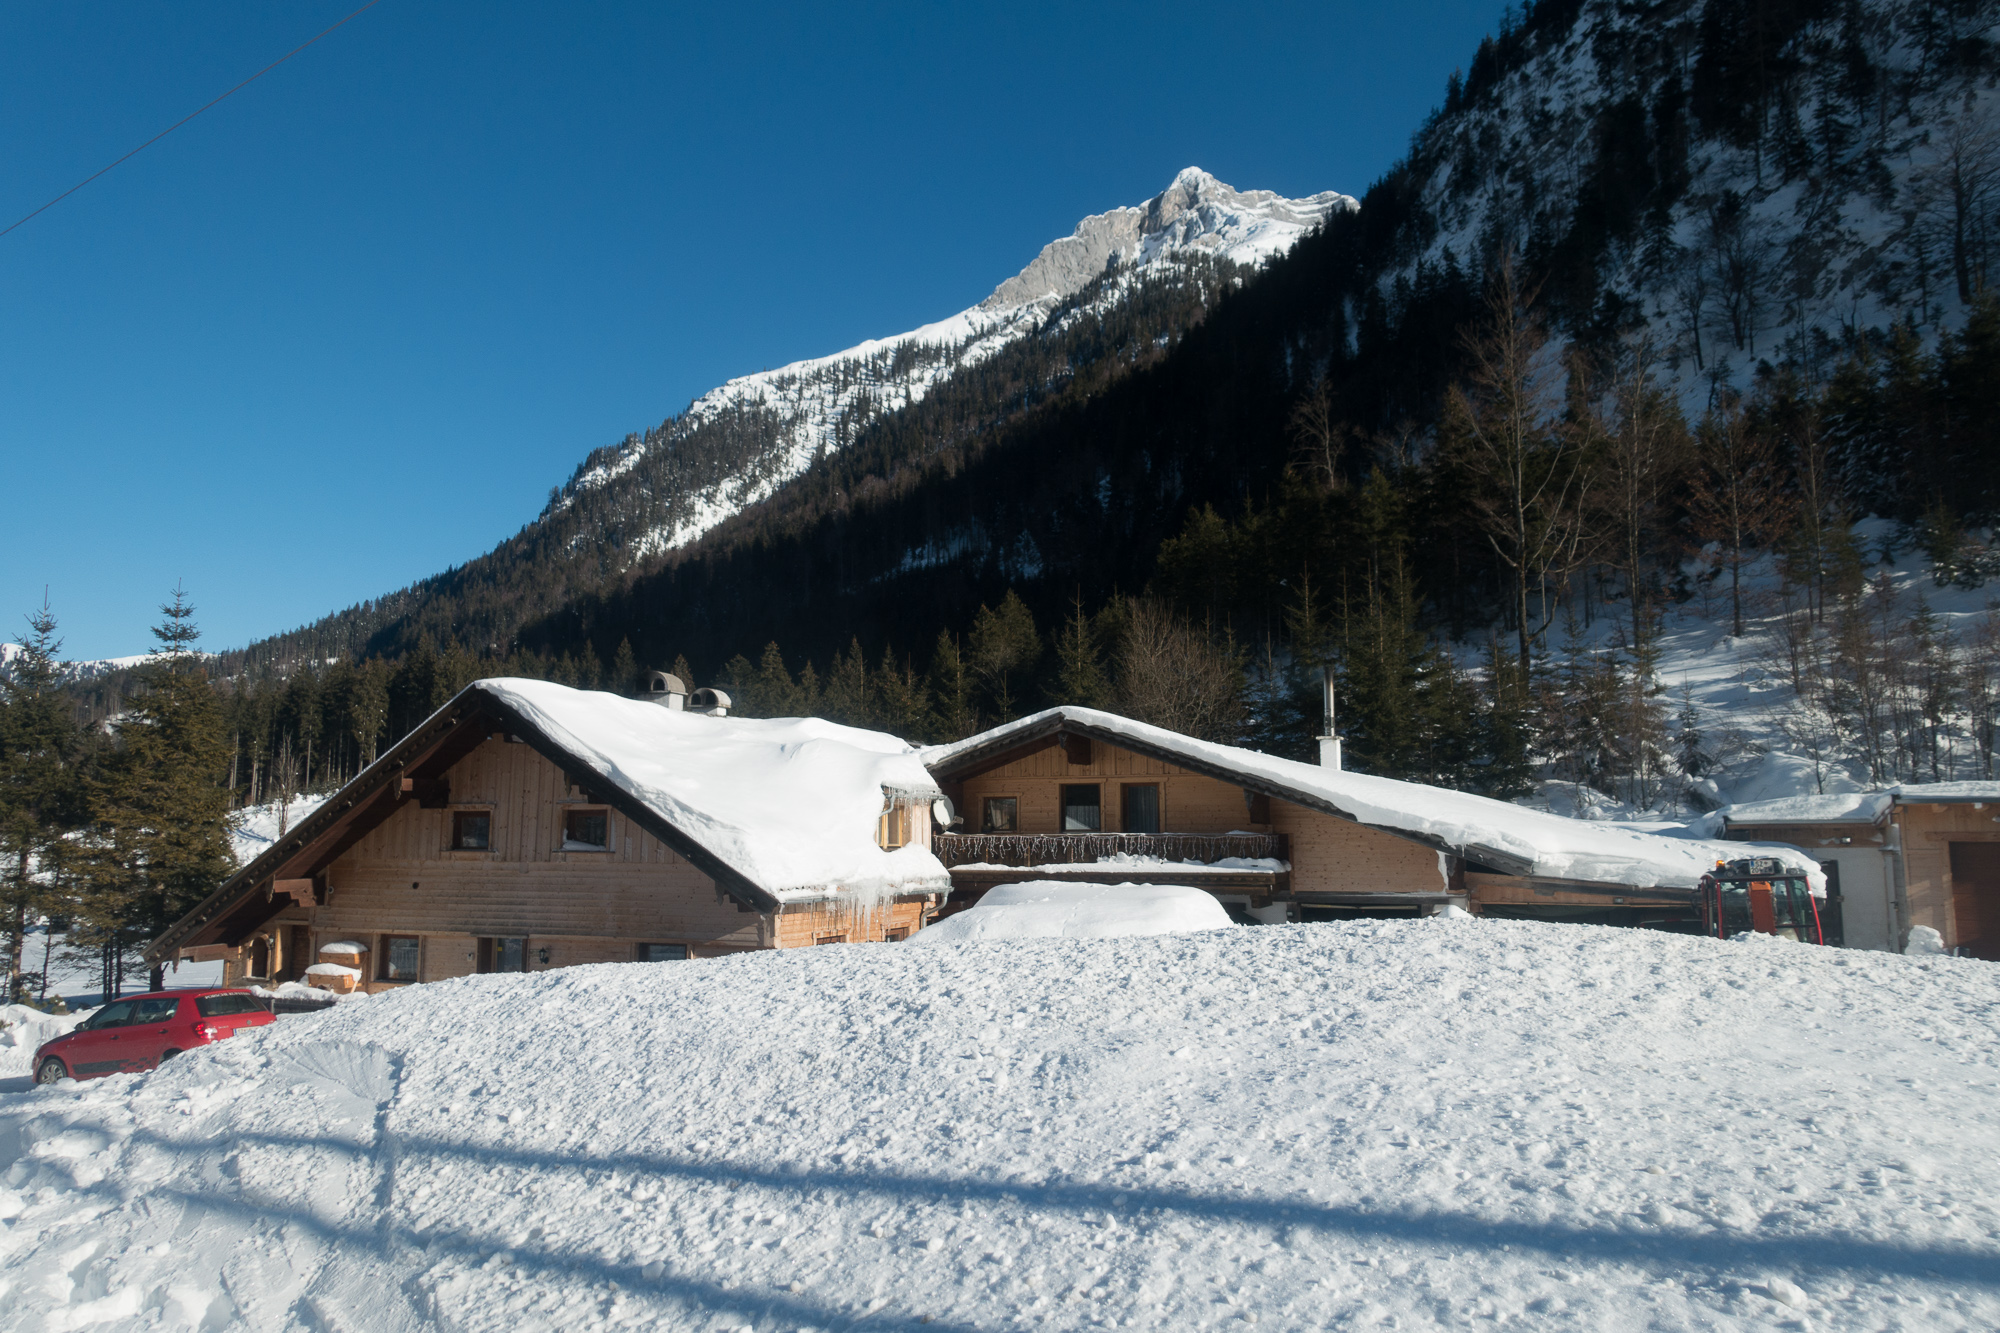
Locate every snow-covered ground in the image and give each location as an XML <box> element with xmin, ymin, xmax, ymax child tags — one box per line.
<box><xmin>3</xmin><ymin>919</ymin><xmax>1996</xmax><ymax>1331</ymax></box>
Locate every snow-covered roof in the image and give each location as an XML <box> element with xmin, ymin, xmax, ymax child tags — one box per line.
<box><xmin>1890</xmin><ymin>781</ymin><xmax>2000</xmax><ymax>804</ymax></box>
<box><xmin>480</xmin><ymin>680</ymin><xmax>949</xmax><ymax>903</ymax></box>
<box><xmin>924</xmin><ymin>707</ymin><xmax>1825</xmax><ymax>892</ymax></box>
<box><xmin>1719</xmin><ymin>793</ymin><xmax>1895</xmax><ymax>826</ymax></box>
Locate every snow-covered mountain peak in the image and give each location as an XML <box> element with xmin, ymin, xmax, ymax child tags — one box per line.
<box><xmin>983</xmin><ymin>167</ymin><xmax>1355</xmax><ymax>310</ymax></box>
<box><xmin>554</xmin><ymin>168</ymin><xmax>1351</xmax><ymax>565</ymax></box>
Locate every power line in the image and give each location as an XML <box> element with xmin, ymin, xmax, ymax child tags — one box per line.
<box><xmin>0</xmin><ymin>0</ymin><xmax>386</xmax><ymax>241</ymax></box>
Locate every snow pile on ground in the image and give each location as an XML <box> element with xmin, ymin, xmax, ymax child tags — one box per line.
<box><xmin>479</xmin><ymin>679</ymin><xmax>949</xmax><ymax>902</ymax></box>
<box><xmin>3</xmin><ymin>921</ymin><xmax>1996</xmax><ymax>1331</ymax></box>
<box><xmin>915</xmin><ymin>882</ymin><xmax>1232</xmax><ymax>943</ymax></box>
<box><xmin>0</xmin><ymin>1004</ymin><xmax>85</xmax><ymax>1080</ymax></box>
<box><xmin>927</xmin><ymin>709</ymin><xmax>1825</xmax><ymax>892</ymax></box>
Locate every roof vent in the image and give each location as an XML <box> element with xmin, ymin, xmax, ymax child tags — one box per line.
<box><xmin>644</xmin><ymin>670</ymin><xmax>687</xmax><ymax>710</ymax></box>
<box><xmin>689</xmin><ymin>686</ymin><xmax>731</xmax><ymax>717</ymax></box>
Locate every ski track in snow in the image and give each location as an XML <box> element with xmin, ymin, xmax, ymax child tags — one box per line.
<box><xmin>2</xmin><ymin>919</ymin><xmax>1996</xmax><ymax>1331</ymax></box>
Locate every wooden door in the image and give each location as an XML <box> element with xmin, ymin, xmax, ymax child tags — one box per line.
<box><xmin>1948</xmin><ymin>843</ymin><xmax>2000</xmax><ymax>960</ymax></box>
<box><xmin>285</xmin><ymin>926</ymin><xmax>310</xmax><ymax>982</ymax></box>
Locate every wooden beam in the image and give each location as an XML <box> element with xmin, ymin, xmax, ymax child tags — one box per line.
<box><xmin>271</xmin><ymin>879</ymin><xmax>315</xmax><ymax>905</ymax></box>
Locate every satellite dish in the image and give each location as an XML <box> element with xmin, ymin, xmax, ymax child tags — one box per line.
<box><xmin>933</xmin><ymin>795</ymin><xmax>958</xmax><ymax>827</ymax></box>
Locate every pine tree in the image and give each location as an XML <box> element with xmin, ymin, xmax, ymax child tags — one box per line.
<box><xmin>84</xmin><ymin>587</ymin><xmax>237</xmax><ymax>993</ymax></box>
<box><xmin>669</xmin><ymin>654</ymin><xmax>696</xmax><ymax>693</ymax></box>
<box><xmin>967</xmin><ymin>591</ymin><xmax>1041</xmax><ymax>723</ymax></box>
<box><xmin>927</xmin><ymin>631</ymin><xmax>976</xmax><ymax>740</ymax></box>
<box><xmin>0</xmin><ymin>600</ymin><xmax>85</xmax><ymax>1001</ymax></box>
<box><xmin>873</xmin><ymin>644</ymin><xmax>931</xmax><ymax>740</ymax></box>
<box><xmin>752</xmin><ymin>643</ymin><xmax>800</xmax><ymax>717</ymax></box>
<box><xmin>1050</xmin><ymin>592</ymin><xmax>1113</xmax><ymax>709</ymax></box>
<box><xmin>822</xmin><ymin>639</ymin><xmax>871</xmax><ymax>726</ymax></box>
<box><xmin>609</xmin><ymin>638</ymin><xmax>641</xmax><ymax>695</ymax></box>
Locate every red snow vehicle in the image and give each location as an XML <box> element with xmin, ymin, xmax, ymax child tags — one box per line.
<box><xmin>1697</xmin><ymin>857</ymin><xmax>1827</xmax><ymax>945</ymax></box>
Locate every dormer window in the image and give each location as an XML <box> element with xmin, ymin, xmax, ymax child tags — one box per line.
<box><xmin>564</xmin><ymin>808</ymin><xmax>609</xmax><ymax>850</ymax></box>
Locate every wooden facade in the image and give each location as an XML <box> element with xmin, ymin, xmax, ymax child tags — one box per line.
<box><xmin>935</xmin><ymin>733</ymin><xmax>1456</xmax><ymax>916</ymax></box>
<box><xmin>156</xmin><ymin>684</ymin><xmax>945</xmax><ymax>990</ymax></box>
<box><xmin>1891</xmin><ymin>797</ymin><xmax>2000</xmax><ymax>959</ymax></box>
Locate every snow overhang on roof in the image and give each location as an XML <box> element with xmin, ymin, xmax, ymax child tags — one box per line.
<box><xmin>924</xmin><ymin>707</ymin><xmax>1827</xmax><ymax>893</ymax></box>
<box><xmin>149</xmin><ymin>680</ymin><xmax>950</xmax><ymax>961</ymax></box>
<box><xmin>481</xmin><ymin>680</ymin><xmax>949</xmax><ymax>904</ymax></box>
<box><xmin>1889</xmin><ymin>781</ymin><xmax>2000</xmax><ymax>805</ymax></box>
<box><xmin>1719</xmin><ymin>793</ymin><xmax>1894</xmax><ymax>826</ymax></box>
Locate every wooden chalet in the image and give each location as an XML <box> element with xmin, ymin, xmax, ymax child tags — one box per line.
<box><xmin>923</xmin><ymin>707</ymin><xmax>1817</xmax><ymax>924</ymax></box>
<box><xmin>148</xmin><ymin>676</ymin><xmax>951</xmax><ymax>991</ymax></box>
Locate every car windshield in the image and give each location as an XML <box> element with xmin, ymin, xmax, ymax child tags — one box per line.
<box><xmin>196</xmin><ymin>994</ymin><xmax>266</xmax><ymax>1018</ymax></box>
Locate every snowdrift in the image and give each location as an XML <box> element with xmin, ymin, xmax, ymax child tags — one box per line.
<box><xmin>2</xmin><ymin>923</ymin><xmax>1996</xmax><ymax>1331</ymax></box>
<box><xmin>913</xmin><ymin>881</ymin><xmax>1232</xmax><ymax>943</ymax></box>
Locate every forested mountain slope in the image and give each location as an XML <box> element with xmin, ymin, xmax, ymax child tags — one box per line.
<box><xmin>232</xmin><ymin>169</ymin><xmax>1349</xmax><ymax>673</ymax></box>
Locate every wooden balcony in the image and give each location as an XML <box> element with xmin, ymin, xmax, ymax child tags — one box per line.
<box><xmin>935</xmin><ymin>831</ymin><xmax>1287</xmax><ymax>867</ymax></box>
<box><xmin>933</xmin><ymin>832</ymin><xmax>1290</xmax><ymax>896</ymax></box>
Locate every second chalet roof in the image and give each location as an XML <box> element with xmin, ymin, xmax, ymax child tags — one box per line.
<box><xmin>924</xmin><ymin>707</ymin><xmax>1826</xmax><ymax>891</ymax></box>
<box><xmin>482</xmin><ymin>679</ymin><xmax>948</xmax><ymax>901</ymax></box>
<box><xmin>1718</xmin><ymin>792</ymin><xmax>1896</xmax><ymax>825</ymax></box>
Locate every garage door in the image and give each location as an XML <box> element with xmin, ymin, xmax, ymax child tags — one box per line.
<box><xmin>1947</xmin><ymin>843</ymin><xmax>2000</xmax><ymax>960</ymax></box>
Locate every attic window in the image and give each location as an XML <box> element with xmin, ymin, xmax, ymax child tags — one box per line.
<box><xmin>451</xmin><ymin>810</ymin><xmax>491</xmax><ymax>851</ymax></box>
<box><xmin>563</xmin><ymin>808</ymin><xmax>609</xmax><ymax>850</ymax></box>
<box><xmin>877</xmin><ymin>803</ymin><xmax>911</xmax><ymax>850</ymax></box>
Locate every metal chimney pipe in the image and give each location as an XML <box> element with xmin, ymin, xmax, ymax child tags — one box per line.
<box><xmin>1317</xmin><ymin>664</ymin><xmax>1342</xmax><ymax>770</ymax></box>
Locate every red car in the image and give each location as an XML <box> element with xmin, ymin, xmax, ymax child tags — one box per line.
<box><xmin>33</xmin><ymin>989</ymin><xmax>274</xmax><ymax>1084</ymax></box>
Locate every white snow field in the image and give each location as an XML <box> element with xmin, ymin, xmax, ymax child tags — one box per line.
<box><xmin>3</xmin><ymin>920</ymin><xmax>1997</xmax><ymax>1332</ymax></box>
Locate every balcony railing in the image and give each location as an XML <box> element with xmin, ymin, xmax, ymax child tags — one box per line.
<box><xmin>934</xmin><ymin>831</ymin><xmax>1287</xmax><ymax>869</ymax></box>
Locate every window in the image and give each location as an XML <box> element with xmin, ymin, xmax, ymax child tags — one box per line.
<box><xmin>452</xmin><ymin>810</ymin><xmax>491</xmax><ymax>851</ymax></box>
<box><xmin>478</xmin><ymin>937</ymin><xmax>526</xmax><ymax>973</ymax></box>
<box><xmin>87</xmin><ymin>1000</ymin><xmax>137</xmax><ymax>1029</ymax></box>
<box><xmin>877</xmin><ymin>803</ymin><xmax>911</xmax><ymax>849</ymax></box>
<box><xmin>813</xmin><ymin>933</ymin><xmax>848</xmax><ymax>946</ymax></box>
<box><xmin>247</xmin><ymin>937</ymin><xmax>270</xmax><ymax>978</ymax></box>
<box><xmin>1122</xmin><ymin>784</ymin><xmax>1161</xmax><ymax>834</ymax></box>
<box><xmin>196</xmin><ymin>994</ymin><xmax>266</xmax><ymax>1018</ymax></box>
<box><xmin>379</xmin><ymin>935</ymin><xmax>420</xmax><ymax>981</ymax></box>
<box><xmin>981</xmin><ymin>797</ymin><xmax>1018</xmax><ymax>833</ymax></box>
<box><xmin>883</xmin><ymin>927</ymin><xmax>910</xmax><ymax>943</ymax></box>
<box><xmin>638</xmin><ymin>943</ymin><xmax>689</xmax><ymax>962</ymax></box>
<box><xmin>132</xmin><ymin>998</ymin><xmax>181</xmax><ymax>1024</ymax></box>
<box><xmin>1061</xmin><ymin>784</ymin><xmax>1101</xmax><ymax>832</ymax></box>
<box><xmin>563</xmin><ymin>808</ymin><xmax>608</xmax><ymax>850</ymax></box>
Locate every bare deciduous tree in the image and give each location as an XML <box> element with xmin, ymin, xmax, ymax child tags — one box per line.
<box><xmin>1446</xmin><ymin>258</ymin><xmax>1598</xmax><ymax>665</ymax></box>
<box><xmin>1114</xmin><ymin>598</ymin><xmax>1245</xmax><ymax>743</ymax></box>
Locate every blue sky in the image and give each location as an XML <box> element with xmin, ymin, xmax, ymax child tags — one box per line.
<box><xmin>0</xmin><ymin>0</ymin><xmax>1502</xmax><ymax>661</ymax></box>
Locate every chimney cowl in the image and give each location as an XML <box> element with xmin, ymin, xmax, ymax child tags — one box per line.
<box><xmin>689</xmin><ymin>686</ymin><xmax>731</xmax><ymax>717</ymax></box>
<box><xmin>644</xmin><ymin>670</ymin><xmax>688</xmax><ymax>710</ymax></box>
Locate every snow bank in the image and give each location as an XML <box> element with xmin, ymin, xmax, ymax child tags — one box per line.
<box><xmin>475</xmin><ymin>679</ymin><xmax>950</xmax><ymax>902</ymax></box>
<box><xmin>0</xmin><ymin>1004</ymin><xmax>85</xmax><ymax>1079</ymax></box>
<box><xmin>2</xmin><ymin>922</ymin><xmax>1995</xmax><ymax>1330</ymax></box>
<box><xmin>913</xmin><ymin>881</ymin><xmax>1233</xmax><ymax>943</ymax></box>
<box><xmin>926</xmin><ymin>708</ymin><xmax>1827</xmax><ymax>891</ymax></box>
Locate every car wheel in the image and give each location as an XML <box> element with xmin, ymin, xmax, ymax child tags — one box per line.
<box><xmin>33</xmin><ymin>1057</ymin><xmax>68</xmax><ymax>1085</ymax></box>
